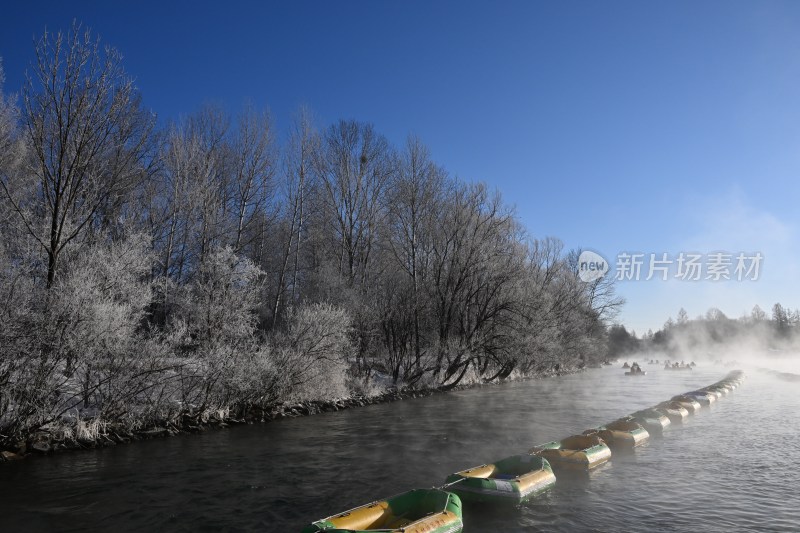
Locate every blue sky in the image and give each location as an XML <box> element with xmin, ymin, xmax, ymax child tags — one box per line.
<box><xmin>2</xmin><ymin>1</ymin><xmax>799</xmax><ymax>333</ymax></box>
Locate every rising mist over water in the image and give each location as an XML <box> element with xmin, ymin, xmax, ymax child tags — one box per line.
<box><xmin>610</xmin><ymin>305</ymin><xmax>800</xmax><ymax>375</ymax></box>
<box><xmin>1</xmin><ymin>365</ymin><xmax>797</xmax><ymax>532</ymax></box>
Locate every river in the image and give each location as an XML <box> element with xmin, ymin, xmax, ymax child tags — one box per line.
<box><xmin>1</xmin><ymin>364</ymin><xmax>797</xmax><ymax>532</ymax></box>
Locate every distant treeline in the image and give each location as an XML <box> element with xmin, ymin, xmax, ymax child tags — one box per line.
<box><xmin>0</xmin><ymin>24</ymin><xmax>621</xmax><ymax>444</ymax></box>
<box><xmin>609</xmin><ymin>303</ymin><xmax>800</xmax><ymax>356</ymax></box>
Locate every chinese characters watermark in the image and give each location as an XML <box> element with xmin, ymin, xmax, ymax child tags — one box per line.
<box><xmin>578</xmin><ymin>251</ymin><xmax>763</xmax><ymax>282</ymax></box>
<box><xmin>614</xmin><ymin>252</ymin><xmax>762</xmax><ymax>281</ymax></box>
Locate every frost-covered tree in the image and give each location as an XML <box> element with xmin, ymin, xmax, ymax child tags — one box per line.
<box><xmin>0</xmin><ymin>60</ymin><xmax>25</xmax><ymax>199</ymax></box>
<box><xmin>379</xmin><ymin>136</ymin><xmax>445</xmax><ymax>382</ymax></box>
<box><xmin>1</xmin><ymin>24</ymin><xmax>155</xmax><ymax>287</ymax></box>
<box><xmin>268</xmin><ymin>108</ymin><xmax>318</xmax><ymax>325</ymax></box>
<box><xmin>47</xmin><ymin>234</ymin><xmax>155</xmax><ymax>411</ymax></box>
<box><xmin>0</xmin><ymin>233</ymin><xmax>156</xmax><ymax>439</ymax></box>
<box><xmin>772</xmin><ymin>303</ymin><xmax>789</xmax><ymax>337</ymax></box>
<box><xmin>177</xmin><ymin>246</ymin><xmax>263</xmax><ymax>347</ymax></box>
<box><xmin>312</xmin><ymin>120</ymin><xmax>395</xmax><ymax>285</ymax></box>
<box><xmin>274</xmin><ymin>302</ymin><xmax>353</xmax><ymax>400</ymax></box>
<box><xmin>0</xmin><ymin>24</ymin><xmax>631</xmax><ymax>448</ymax></box>
<box><xmin>751</xmin><ymin>304</ymin><xmax>767</xmax><ymax>322</ymax></box>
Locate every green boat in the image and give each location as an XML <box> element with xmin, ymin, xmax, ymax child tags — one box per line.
<box><xmin>301</xmin><ymin>488</ymin><xmax>463</xmax><ymax>533</ymax></box>
<box><xmin>626</xmin><ymin>409</ymin><xmax>670</xmax><ymax>435</ymax></box>
<box><xmin>670</xmin><ymin>395</ymin><xmax>702</xmax><ymax>413</ymax></box>
<box><xmin>653</xmin><ymin>401</ymin><xmax>689</xmax><ymax>423</ymax></box>
<box><xmin>699</xmin><ymin>387</ymin><xmax>723</xmax><ymax>399</ymax></box>
<box><xmin>445</xmin><ymin>454</ymin><xmax>556</xmax><ymax>505</ymax></box>
<box><xmin>531</xmin><ymin>434</ymin><xmax>612</xmax><ymax>470</ymax></box>
<box><xmin>685</xmin><ymin>390</ymin><xmax>716</xmax><ymax>406</ymax></box>
<box><xmin>705</xmin><ymin>384</ymin><xmax>732</xmax><ymax>395</ymax></box>
<box><xmin>585</xmin><ymin>419</ymin><xmax>649</xmax><ymax>448</ymax></box>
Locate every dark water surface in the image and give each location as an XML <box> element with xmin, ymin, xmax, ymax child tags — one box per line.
<box><xmin>1</xmin><ymin>365</ymin><xmax>798</xmax><ymax>532</ymax></box>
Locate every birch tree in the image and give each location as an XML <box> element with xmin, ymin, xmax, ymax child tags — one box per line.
<box><xmin>269</xmin><ymin>108</ymin><xmax>317</xmax><ymax>325</ymax></box>
<box><xmin>229</xmin><ymin>106</ymin><xmax>276</xmax><ymax>255</ymax></box>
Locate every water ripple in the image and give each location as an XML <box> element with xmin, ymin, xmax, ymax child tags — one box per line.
<box><xmin>1</xmin><ymin>366</ymin><xmax>798</xmax><ymax>532</ymax></box>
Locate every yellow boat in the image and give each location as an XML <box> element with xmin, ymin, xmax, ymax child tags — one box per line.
<box><xmin>531</xmin><ymin>434</ymin><xmax>611</xmax><ymax>470</ymax></box>
<box><xmin>626</xmin><ymin>409</ymin><xmax>670</xmax><ymax>435</ymax></box>
<box><xmin>654</xmin><ymin>401</ymin><xmax>689</xmax><ymax>423</ymax></box>
<box><xmin>585</xmin><ymin>419</ymin><xmax>650</xmax><ymax>448</ymax></box>
<box><xmin>686</xmin><ymin>391</ymin><xmax>716</xmax><ymax>405</ymax></box>
<box><xmin>301</xmin><ymin>488</ymin><xmax>463</xmax><ymax>533</ymax></box>
<box><xmin>670</xmin><ymin>395</ymin><xmax>702</xmax><ymax>414</ymax></box>
<box><xmin>705</xmin><ymin>384</ymin><xmax>732</xmax><ymax>395</ymax></box>
<box><xmin>445</xmin><ymin>455</ymin><xmax>556</xmax><ymax>505</ymax></box>
<box><xmin>700</xmin><ymin>388</ymin><xmax>723</xmax><ymax>399</ymax></box>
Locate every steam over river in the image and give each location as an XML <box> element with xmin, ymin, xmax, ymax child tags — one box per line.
<box><xmin>1</xmin><ymin>365</ymin><xmax>798</xmax><ymax>532</ymax></box>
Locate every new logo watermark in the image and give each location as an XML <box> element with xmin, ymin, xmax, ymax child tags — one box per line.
<box><xmin>577</xmin><ymin>251</ymin><xmax>763</xmax><ymax>282</ymax></box>
<box><xmin>578</xmin><ymin>250</ymin><xmax>609</xmax><ymax>282</ymax></box>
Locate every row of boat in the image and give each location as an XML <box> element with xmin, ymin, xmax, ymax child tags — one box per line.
<box><xmin>301</xmin><ymin>370</ymin><xmax>745</xmax><ymax>533</ymax></box>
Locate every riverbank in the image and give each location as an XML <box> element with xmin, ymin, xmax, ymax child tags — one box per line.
<box><xmin>0</xmin><ymin>365</ymin><xmax>586</xmax><ymax>462</ymax></box>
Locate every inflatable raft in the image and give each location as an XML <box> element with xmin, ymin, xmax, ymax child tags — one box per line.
<box><xmin>445</xmin><ymin>454</ymin><xmax>555</xmax><ymax>505</ymax></box>
<box><xmin>685</xmin><ymin>390</ymin><xmax>716</xmax><ymax>405</ymax></box>
<box><xmin>670</xmin><ymin>395</ymin><xmax>702</xmax><ymax>413</ymax></box>
<box><xmin>586</xmin><ymin>419</ymin><xmax>650</xmax><ymax>448</ymax></box>
<box><xmin>699</xmin><ymin>387</ymin><xmax>723</xmax><ymax>399</ymax></box>
<box><xmin>705</xmin><ymin>384</ymin><xmax>731</xmax><ymax>395</ymax></box>
<box><xmin>531</xmin><ymin>434</ymin><xmax>611</xmax><ymax>470</ymax></box>
<box><xmin>653</xmin><ymin>401</ymin><xmax>689</xmax><ymax>423</ymax></box>
<box><xmin>627</xmin><ymin>409</ymin><xmax>670</xmax><ymax>435</ymax></box>
<box><xmin>301</xmin><ymin>488</ymin><xmax>463</xmax><ymax>533</ymax></box>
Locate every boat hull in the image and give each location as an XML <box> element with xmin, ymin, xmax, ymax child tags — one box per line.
<box><xmin>670</xmin><ymin>396</ymin><xmax>702</xmax><ymax>413</ymax></box>
<box><xmin>446</xmin><ymin>455</ymin><xmax>556</xmax><ymax>505</ymax></box>
<box><xmin>686</xmin><ymin>391</ymin><xmax>715</xmax><ymax>405</ymax></box>
<box><xmin>700</xmin><ymin>388</ymin><xmax>723</xmax><ymax>399</ymax></box>
<box><xmin>654</xmin><ymin>403</ymin><xmax>689</xmax><ymax>423</ymax></box>
<box><xmin>302</xmin><ymin>488</ymin><xmax>463</xmax><ymax>533</ymax></box>
<box><xmin>627</xmin><ymin>411</ymin><xmax>670</xmax><ymax>435</ymax></box>
<box><xmin>591</xmin><ymin>420</ymin><xmax>650</xmax><ymax>448</ymax></box>
<box><xmin>533</xmin><ymin>435</ymin><xmax>612</xmax><ymax>470</ymax></box>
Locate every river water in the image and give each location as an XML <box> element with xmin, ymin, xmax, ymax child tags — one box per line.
<box><xmin>1</xmin><ymin>364</ymin><xmax>798</xmax><ymax>532</ymax></box>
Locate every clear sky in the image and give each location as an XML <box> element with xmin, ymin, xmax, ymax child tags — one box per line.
<box><xmin>2</xmin><ymin>1</ymin><xmax>799</xmax><ymax>334</ymax></box>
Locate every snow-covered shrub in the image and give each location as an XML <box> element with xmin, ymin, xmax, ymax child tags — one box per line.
<box><xmin>166</xmin><ymin>247</ymin><xmax>279</xmax><ymax>410</ymax></box>
<box><xmin>222</xmin><ymin>343</ymin><xmax>283</xmax><ymax>406</ymax></box>
<box><xmin>176</xmin><ymin>246</ymin><xmax>263</xmax><ymax>346</ymax></box>
<box><xmin>0</xmin><ymin>239</ymin><xmax>44</xmax><ymax>438</ymax></box>
<box><xmin>274</xmin><ymin>302</ymin><xmax>354</xmax><ymax>401</ymax></box>
<box><xmin>48</xmin><ymin>234</ymin><xmax>156</xmax><ymax>414</ymax></box>
<box><xmin>0</xmin><ymin>233</ymin><xmax>159</xmax><ymax>439</ymax></box>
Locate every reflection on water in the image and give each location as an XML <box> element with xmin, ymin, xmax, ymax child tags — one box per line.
<box><xmin>0</xmin><ymin>365</ymin><xmax>798</xmax><ymax>532</ymax></box>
